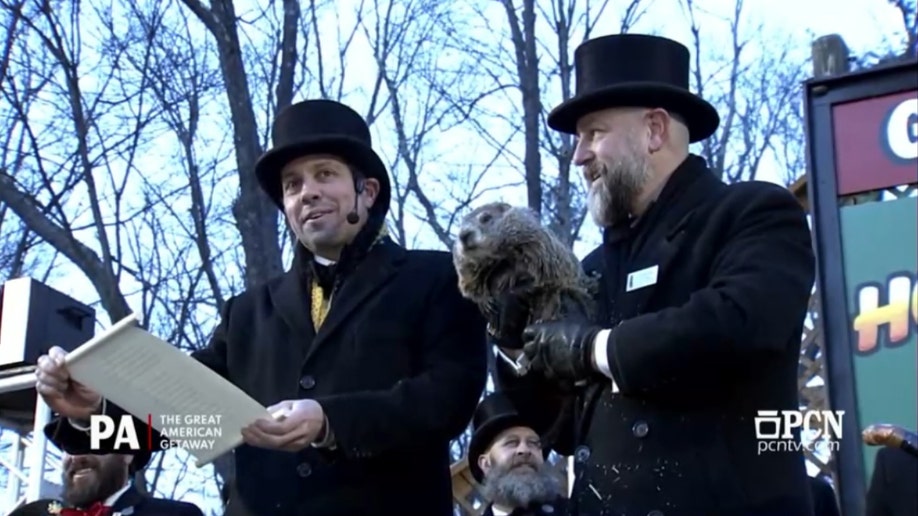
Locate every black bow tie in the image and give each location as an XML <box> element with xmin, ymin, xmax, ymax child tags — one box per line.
<box><xmin>312</xmin><ymin>262</ymin><xmax>337</xmax><ymax>293</ymax></box>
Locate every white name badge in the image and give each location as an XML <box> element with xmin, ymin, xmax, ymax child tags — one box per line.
<box><xmin>626</xmin><ymin>265</ymin><xmax>659</xmax><ymax>292</ymax></box>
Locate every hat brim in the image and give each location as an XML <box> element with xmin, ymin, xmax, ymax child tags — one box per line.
<box><xmin>130</xmin><ymin>449</ymin><xmax>151</xmax><ymax>474</ymax></box>
<box><xmin>547</xmin><ymin>83</ymin><xmax>720</xmax><ymax>143</ymax></box>
<box><xmin>254</xmin><ymin>136</ymin><xmax>391</xmax><ymax>214</ymax></box>
<box><xmin>44</xmin><ymin>423</ymin><xmax>151</xmax><ymax>475</ymax></box>
<box><xmin>467</xmin><ymin>414</ymin><xmax>551</xmax><ymax>484</ymax></box>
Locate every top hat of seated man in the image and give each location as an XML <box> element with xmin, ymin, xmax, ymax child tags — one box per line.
<box><xmin>546</xmin><ymin>33</ymin><xmax>720</xmax><ymax>143</ymax></box>
<box><xmin>254</xmin><ymin>99</ymin><xmax>392</xmax><ymax>215</ymax></box>
<box><xmin>468</xmin><ymin>391</ymin><xmax>552</xmax><ymax>484</ymax></box>
<box><xmin>42</xmin><ymin>422</ymin><xmax>152</xmax><ymax>476</ymax></box>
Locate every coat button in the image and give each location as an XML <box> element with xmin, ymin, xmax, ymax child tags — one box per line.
<box><xmin>574</xmin><ymin>445</ymin><xmax>591</xmax><ymax>463</ymax></box>
<box><xmin>647</xmin><ymin>511</ymin><xmax>664</xmax><ymax>516</ymax></box>
<box><xmin>296</xmin><ymin>462</ymin><xmax>312</xmax><ymax>477</ymax></box>
<box><xmin>541</xmin><ymin>504</ymin><xmax>554</xmax><ymax>513</ymax></box>
<box><xmin>299</xmin><ymin>375</ymin><xmax>316</xmax><ymax>390</ymax></box>
<box><xmin>632</xmin><ymin>420</ymin><xmax>650</xmax><ymax>438</ymax></box>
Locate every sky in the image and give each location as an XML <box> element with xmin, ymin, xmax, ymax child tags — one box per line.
<box><xmin>0</xmin><ymin>0</ymin><xmax>913</xmax><ymax>513</ymax></box>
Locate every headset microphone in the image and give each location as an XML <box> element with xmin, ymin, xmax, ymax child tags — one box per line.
<box><xmin>346</xmin><ymin>179</ymin><xmax>365</xmax><ymax>225</ymax></box>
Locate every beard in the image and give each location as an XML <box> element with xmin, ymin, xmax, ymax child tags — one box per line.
<box><xmin>62</xmin><ymin>457</ymin><xmax>127</xmax><ymax>508</ymax></box>
<box><xmin>587</xmin><ymin>139</ymin><xmax>652</xmax><ymax>228</ymax></box>
<box><xmin>481</xmin><ymin>457</ymin><xmax>562</xmax><ymax>509</ymax></box>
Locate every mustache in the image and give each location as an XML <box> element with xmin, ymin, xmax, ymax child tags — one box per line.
<box><xmin>584</xmin><ymin>161</ymin><xmax>605</xmax><ymax>182</ymax></box>
<box><xmin>66</xmin><ymin>456</ymin><xmax>100</xmax><ymax>475</ymax></box>
<box><xmin>508</xmin><ymin>455</ymin><xmax>541</xmax><ymax>470</ymax></box>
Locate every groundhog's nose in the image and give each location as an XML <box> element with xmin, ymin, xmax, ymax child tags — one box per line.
<box><xmin>459</xmin><ymin>229</ymin><xmax>475</xmax><ymax>248</ymax></box>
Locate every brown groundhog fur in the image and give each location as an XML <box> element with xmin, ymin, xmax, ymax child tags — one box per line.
<box><xmin>452</xmin><ymin>202</ymin><xmax>596</xmax><ymax>329</ymax></box>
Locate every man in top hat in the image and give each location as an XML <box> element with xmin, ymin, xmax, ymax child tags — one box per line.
<box><xmin>34</xmin><ymin>99</ymin><xmax>488</xmax><ymax>515</ymax></box>
<box><xmin>469</xmin><ymin>392</ymin><xmax>568</xmax><ymax>516</ymax></box>
<box><xmin>52</xmin><ymin>450</ymin><xmax>203</xmax><ymax>516</ymax></box>
<box><xmin>488</xmin><ymin>34</ymin><xmax>816</xmax><ymax>515</ymax></box>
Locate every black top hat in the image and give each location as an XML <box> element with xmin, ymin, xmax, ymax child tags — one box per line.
<box><xmin>7</xmin><ymin>499</ymin><xmax>64</xmax><ymax>516</ymax></box>
<box><xmin>254</xmin><ymin>99</ymin><xmax>392</xmax><ymax>215</ymax></box>
<box><xmin>44</xmin><ymin>424</ymin><xmax>151</xmax><ymax>475</ymax></box>
<box><xmin>468</xmin><ymin>392</ymin><xmax>549</xmax><ymax>484</ymax></box>
<box><xmin>547</xmin><ymin>34</ymin><xmax>720</xmax><ymax>143</ymax></box>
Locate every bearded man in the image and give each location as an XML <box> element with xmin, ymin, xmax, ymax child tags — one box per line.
<box><xmin>488</xmin><ymin>34</ymin><xmax>817</xmax><ymax>515</ymax></box>
<box><xmin>469</xmin><ymin>392</ymin><xmax>568</xmax><ymax>516</ymax></box>
<box><xmin>58</xmin><ymin>451</ymin><xmax>202</xmax><ymax>515</ymax></box>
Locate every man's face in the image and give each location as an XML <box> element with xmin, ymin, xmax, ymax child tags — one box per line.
<box><xmin>573</xmin><ymin>107</ymin><xmax>654</xmax><ymax>228</ymax></box>
<box><xmin>478</xmin><ymin>426</ymin><xmax>560</xmax><ymax>508</ymax></box>
<box><xmin>281</xmin><ymin>154</ymin><xmax>379</xmax><ymax>259</ymax></box>
<box><xmin>62</xmin><ymin>453</ymin><xmax>130</xmax><ymax>508</ymax></box>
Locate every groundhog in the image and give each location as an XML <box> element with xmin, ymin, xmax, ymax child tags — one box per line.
<box><xmin>451</xmin><ymin>202</ymin><xmax>596</xmax><ymax>338</ymax></box>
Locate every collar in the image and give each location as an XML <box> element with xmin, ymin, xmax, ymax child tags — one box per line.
<box><xmin>295</xmin><ymin>217</ymin><xmax>389</xmax><ymax>287</ymax></box>
<box><xmin>491</xmin><ymin>505</ymin><xmax>512</xmax><ymax>516</ymax></box>
<box><xmin>103</xmin><ymin>482</ymin><xmax>131</xmax><ymax>507</ymax></box>
<box><xmin>603</xmin><ymin>153</ymin><xmax>709</xmax><ymax>244</ymax></box>
<box><xmin>314</xmin><ymin>255</ymin><xmax>336</xmax><ymax>266</ymax></box>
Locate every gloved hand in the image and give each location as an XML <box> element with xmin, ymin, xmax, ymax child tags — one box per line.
<box><xmin>485</xmin><ymin>289</ymin><xmax>532</xmax><ymax>350</ymax></box>
<box><xmin>521</xmin><ymin>321</ymin><xmax>602</xmax><ymax>382</ymax></box>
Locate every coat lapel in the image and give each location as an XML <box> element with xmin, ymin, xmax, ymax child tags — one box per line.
<box><xmin>110</xmin><ymin>484</ymin><xmax>144</xmax><ymax>513</ymax></box>
<box><xmin>302</xmin><ymin>239</ymin><xmax>406</xmax><ymax>364</ymax></box>
<box><xmin>620</xmin><ymin>156</ymin><xmax>723</xmax><ymax>314</ymax></box>
<box><xmin>269</xmin><ymin>266</ymin><xmax>318</xmax><ymax>345</ymax></box>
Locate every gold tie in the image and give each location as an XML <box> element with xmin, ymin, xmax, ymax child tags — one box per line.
<box><xmin>307</xmin><ymin>225</ymin><xmax>391</xmax><ymax>330</ymax></box>
<box><xmin>310</xmin><ymin>280</ymin><xmax>331</xmax><ymax>329</ymax></box>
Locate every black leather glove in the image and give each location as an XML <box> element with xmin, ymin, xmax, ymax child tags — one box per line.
<box><xmin>485</xmin><ymin>289</ymin><xmax>532</xmax><ymax>350</ymax></box>
<box><xmin>521</xmin><ymin>321</ymin><xmax>602</xmax><ymax>381</ymax></box>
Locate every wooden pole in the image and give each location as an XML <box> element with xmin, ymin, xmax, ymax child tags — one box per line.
<box><xmin>807</xmin><ymin>32</ymin><xmax>851</xmax><ymax>516</ymax></box>
<box><xmin>811</xmin><ymin>34</ymin><xmax>851</xmax><ymax>78</ymax></box>
<box><xmin>790</xmin><ymin>35</ymin><xmax>853</xmax><ymax>208</ymax></box>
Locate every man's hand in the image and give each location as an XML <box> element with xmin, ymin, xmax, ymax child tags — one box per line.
<box><xmin>242</xmin><ymin>399</ymin><xmax>326</xmax><ymax>452</ymax></box>
<box><xmin>35</xmin><ymin>346</ymin><xmax>102</xmax><ymax>420</ymax></box>
<box><xmin>485</xmin><ymin>288</ymin><xmax>533</xmax><ymax>351</ymax></box>
<box><xmin>521</xmin><ymin>321</ymin><xmax>602</xmax><ymax>381</ymax></box>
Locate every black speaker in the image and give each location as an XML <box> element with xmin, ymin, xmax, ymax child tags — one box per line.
<box><xmin>0</xmin><ymin>277</ymin><xmax>95</xmax><ymax>369</ymax></box>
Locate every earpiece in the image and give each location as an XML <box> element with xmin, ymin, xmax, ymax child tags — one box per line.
<box><xmin>346</xmin><ymin>179</ymin><xmax>366</xmax><ymax>224</ymax></box>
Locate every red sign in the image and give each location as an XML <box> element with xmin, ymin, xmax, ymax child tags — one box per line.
<box><xmin>832</xmin><ymin>89</ymin><xmax>917</xmax><ymax>195</ymax></box>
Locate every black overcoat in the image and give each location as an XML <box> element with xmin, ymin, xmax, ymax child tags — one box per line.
<box><xmin>497</xmin><ymin>155</ymin><xmax>817</xmax><ymax>516</ymax></box>
<box><xmin>112</xmin><ymin>485</ymin><xmax>205</xmax><ymax>515</ymax></box>
<box><xmin>866</xmin><ymin>446</ymin><xmax>918</xmax><ymax>516</ymax></box>
<box><xmin>46</xmin><ymin>236</ymin><xmax>489</xmax><ymax>516</ymax></box>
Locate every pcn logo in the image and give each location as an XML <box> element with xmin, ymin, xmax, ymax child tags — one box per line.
<box><xmin>754</xmin><ymin>410</ymin><xmax>844</xmax><ymax>455</ymax></box>
<box><xmin>90</xmin><ymin>414</ymin><xmax>151</xmax><ymax>451</ymax></box>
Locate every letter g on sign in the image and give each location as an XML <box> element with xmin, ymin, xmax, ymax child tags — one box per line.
<box><xmin>886</xmin><ymin>98</ymin><xmax>918</xmax><ymax>161</ymax></box>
